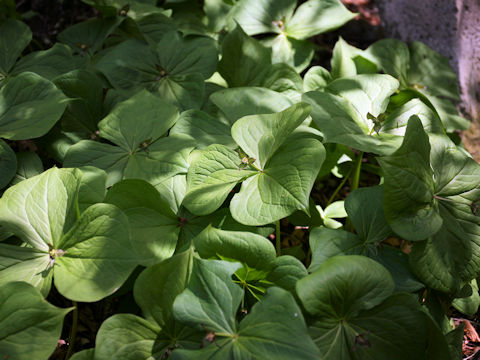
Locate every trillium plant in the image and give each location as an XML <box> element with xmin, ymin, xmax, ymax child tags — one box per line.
<box><xmin>0</xmin><ymin>0</ymin><xmax>476</xmax><ymax>359</ymax></box>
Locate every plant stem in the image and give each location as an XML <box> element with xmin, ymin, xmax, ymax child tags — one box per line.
<box><xmin>350</xmin><ymin>151</ymin><xmax>364</xmax><ymax>193</ymax></box>
<box><xmin>346</xmin><ymin>152</ymin><xmax>363</xmax><ymax>231</ymax></box>
<box><xmin>326</xmin><ymin>167</ymin><xmax>353</xmax><ymax>206</ymax></box>
<box><xmin>65</xmin><ymin>301</ymin><xmax>78</xmax><ymax>360</ymax></box>
<box><xmin>275</xmin><ymin>220</ymin><xmax>282</xmax><ymax>256</ymax></box>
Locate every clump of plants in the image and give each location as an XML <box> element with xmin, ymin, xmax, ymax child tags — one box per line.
<box><xmin>0</xmin><ymin>0</ymin><xmax>476</xmax><ymax>359</ymax></box>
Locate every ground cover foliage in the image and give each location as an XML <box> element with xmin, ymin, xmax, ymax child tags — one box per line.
<box><xmin>0</xmin><ymin>0</ymin><xmax>477</xmax><ymax>359</ymax></box>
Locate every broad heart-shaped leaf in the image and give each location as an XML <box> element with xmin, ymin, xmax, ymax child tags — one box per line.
<box><xmin>64</xmin><ymin>90</ymin><xmax>195</xmax><ymax>187</ymax></box>
<box><xmin>308</xmin><ymin>293</ymin><xmax>434</xmax><ymax>360</ymax></box>
<box><xmin>193</xmin><ymin>226</ymin><xmax>277</xmax><ymax>272</ymax></box>
<box><xmin>297</xmin><ymin>255</ymin><xmax>433</xmax><ymax>359</ymax></box>
<box><xmin>184</xmin><ymin>104</ymin><xmax>325</xmax><ymax>225</ymax></box>
<box><xmin>0</xmin><ymin>167</ymin><xmax>80</xmax><ymax>250</ymax></box>
<box><xmin>230</xmin><ymin>135</ymin><xmax>325</xmax><ymax>225</ymax></box>
<box><xmin>54</xmin><ymin>203</ymin><xmax>137</xmax><ymax>302</ymax></box>
<box><xmin>0</xmin><ymin>244</ymin><xmax>53</xmax><ymax>296</ymax></box>
<box><xmin>0</xmin><ymin>72</ymin><xmax>68</xmax><ymax>140</ymax></box>
<box><xmin>10</xmin><ymin>43</ymin><xmax>76</xmax><ymax>80</ymax></box>
<box><xmin>308</xmin><ymin>226</ymin><xmax>423</xmax><ymax>292</ymax></box>
<box><xmin>345</xmin><ymin>186</ymin><xmax>393</xmax><ymax>244</ymax></box>
<box><xmin>229</xmin><ymin>0</ymin><xmax>353</xmax><ymax>71</ymax></box>
<box><xmin>169</xmin><ymin>109</ymin><xmax>235</xmax><ymax>149</ymax></box>
<box><xmin>285</xmin><ymin>0</ymin><xmax>355</xmax><ymax>40</ymax></box>
<box><xmin>96</xmin><ymin>32</ymin><xmax>217</xmax><ymax>109</ymax></box>
<box><xmin>217</xmin><ymin>25</ymin><xmax>271</xmax><ymax>88</ymax></box>
<box><xmin>304</xmin><ymin>74</ymin><xmax>401</xmax><ymax>155</ymax></box>
<box><xmin>174</xmin><ymin>258</ymin><xmax>242</xmax><ymax>334</ymax></box>
<box><xmin>54</xmin><ymin>69</ymin><xmax>104</xmax><ymax>136</ymax></box>
<box><xmin>408</xmin><ymin>41</ymin><xmax>459</xmax><ymax>100</ymax></box>
<box><xmin>231</xmin><ymin>102</ymin><xmax>310</xmax><ymax>169</ymax></box>
<box><xmin>378</xmin><ymin>117</ymin><xmax>442</xmax><ymax>241</ymax></box>
<box><xmin>182</xmin><ymin>144</ymin><xmax>257</xmax><ymax>215</ymax></box>
<box><xmin>134</xmin><ymin>249</ymin><xmax>194</xmax><ymax>333</ymax></box>
<box><xmin>57</xmin><ymin>17</ymin><xmax>123</xmax><ymax>54</ymax></box>
<box><xmin>171</xmin><ymin>287</ymin><xmax>320</xmax><ymax>360</ymax></box>
<box><xmin>210</xmin><ymin>87</ymin><xmax>294</xmax><ymax>124</ymax></box>
<box><xmin>99</xmin><ymin>89</ymin><xmax>178</xmax><ymax>150</ymax></box>
<box><xmin>10</xmin><ymin>152</ymin><xmax>44</xmax><ymax>186</ymax></box>
<box><xmin>0</xmin><ymin>139</ymin><xmax>16</xmax><ymax>188</ymax></box>
<box><xmin>0</xmin><ymin>282</ymin><xmax>71</xmax><ymax>360</ymax></box>
<box><xmin>299</xmin><ymin>255</ymin><xmax>394</xmax><ymax>318</ymax></box>
<box><xmin>93</xmin><ymin>314</ymin><xmax>168</xmax><ymax>360</ymax></box>
<box><xmin>70</xmin><ymin>349</ymin><xmax>94</xmax><ymax>360</ymax></box>
<box><xmin>105</xmin><ymin>179</ymin><xmax>179</xmax><ymax>266</ymax></box>
<box><xmin>0</xmin><ymin>19</ymin><xmax>32</xmax><ymax>75</ymax></box>
<box><xmin>365</xmin><ymin>39</ymin><xmax>410</xmax><ymax>87</ymax></box>
<box><xmin>408</xmin><ymin>134</ymin><xmax>480</xmax><ymax>293</ymax></box>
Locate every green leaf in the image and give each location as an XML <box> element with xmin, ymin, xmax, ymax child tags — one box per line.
<box><xmin>100</xmin><ymin>89</ymin><xmax>178</xmax><ymax>151</ymax></box>
<box><xmin>193</xmin><ymin>226</ymin><xmax>276</xmax><ymax>271</ymax></box>
<box><xmin>229</xmin><ymin>0</ymin><xmax>296</xmax><ymax>36</ymax></box>
<box><xmin>105</xmin><ymin>179</ymin><xmax>179</xmax><ymax>266</ymax></box>
<box><xmin>57</xmin><ymin>17</ymin><xmax>123</xmax><ymax>54</ymax></box>
<box><xmin>94</xmin><ymin>314</ymin><xmax>168</xmax><ymax>360</ymax></box>
<box><xmin>231</xmin><ymin>102</ymin><xmax>310</xmax><ymax>168</ymax></box>
<box><xmin>210</xmin><ymin>86</ymin><xmax>294</xmax><ymax>124</ymax></box>
<box><xmin>0</xmin><ymin>167</ymin><xmax>80</xmax><ymax>250</ymax></box>
<box><xmin>230</xmin><ymin>135</ymin><xmax>324</xmax><ymax>225</ymax></box>
<box><xmin>408</xmin><ymin>41</ymin><xmax>459</xmax><ymax>100</ymax></box>
<box><xmin>10</xmin><ymin>152</ymin><xmax>43</xmax><ymax>186</ymax></box>
<box><xmin>170</xmin><ymin>109</ymin><xmax>235</xmax><ymax>149</ymax></box>
<box><xmin>173</xmin><ymin>258</ymin><xmax>242</xmax><ymax>334</ymax></box>
<box><xmin>298</xmin><ymin>255</ymin><xmax>394</xmax><ymax>317</ymax></box>
<box><xmin>331</xmin><ymin>37</ymin><xmax>362</xmax><ymax>80</ymax></box>
<box><xmin>134</xmin><ymin>249</ymin><xmax>194</xmax><ymax>332</ymax></box>
<box><xmin>0</xmin><ymin>281</ymin><xmax>71</xmax><ymax>360</ymax></box>
<box><xmin>0</xmin><ymin>72</ymin><xmax>68</xmax><ymax>140</ymax></box>
<box><xmin>154</xmin><ymin>31</ymin><xmax>218</xmax><ymax>80</ymax></box>
<box><xmin>381</xmin><ymin>98</ymin><xmax>445</xmax><ymax>135</ymax></box>
<box><xmin>452</xmin><ymin>280</ymin><xmax>480</xmax><ymax>316</ymax></box>
<box><xmin>378</xmin><ymin>116</ymin><xmax>442</xmax><ymax>240</ymax></box>
<box><xmin>64</xmin><ymin>91</ymin><xmax>194</xmax><ymax>187</ymax></box>
<box><xmin>218</xmin><ymin>25</ymin><xmax>271</xmax><ymax>87</ymax></box>
<box><xmin>54</xmin><ymin>69</ymin><xmax>104</xmax><ymax>136</ymax></box>
<box><xmin>0</xmin><ymin>244</ymin><xmax>52</xmax><ymax>295</ymax></box>
<box><xmin>70</xmin><ymin>349</ymin><xmax>94</xmax><ymax>360</ymax></box>
<box><xmin>171</xmin><ymin>287</ymin><xmax>320</xmax><ymax>360</ymax></box>
<box><xmin>75</xmin><ymin>166</ymin><xmax>108</xmax><ymax>213</ymax></box>
<box><xmin>409</xmin><ymin>133</ymin><xmax>480</xmax><ymax>293</ymax></box>
<box><xmin>262</xmin><ymin>33</ymin><xmax>314</xmax><ymax>72</ymax></box>
<box><xmin>54</xmin><ymin>203</ymin><xmax>136</xmax><ymax>301</ymax></box>
<box><xmin>303</xmin><ymin>65</ymin><xmax>331</xmax><ymax>91</ymax></box>
<box><xmin>304</xmin><ymin>74</ymin><xmax>401</xmax><ymax>154</ymax></box>
<box><xmin>0</xmin><ymin>139</ymin><xmax>16</xmax><ymax>188</ymax></box>
<box><xmin>0</xmin><ymin>19</ymin><xmax>31</xmax><ymax>75</ymax></box>
<box><xmin>11</xmin><ymin>43</ymin><xmax>76</xmax><ymax>80</ymax></box>
<box><xmin>366</xmin><ymin>39</ymin><xmax>410</xmax><ymax>86</ymax></box>
<box><xmin>183</xmin><ymin>144</ymin><xmax>257</xmax><ymax>215</ymax></box>
<box><xmin>285</xmin><ymin>0</ymin><xmax>355</xmax><ymax>40</ymax></box>
<box><xmin>297</xmin><ymin>256</ymin><xmax>431</xmax><ymax>359</ymax></box>
<box><xmin>345</xmin><ymin>186</ymin><xmax>392</xmax><ymax>244</ymax></box>
<box><xmin>266</xmin><ymin>255</ymin><xmax>308</xmax><ymax>295</ymax></box>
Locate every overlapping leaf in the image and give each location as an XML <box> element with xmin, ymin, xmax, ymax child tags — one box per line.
<box><xmin>0</xmin><ymin>168</ymin><xmax>138</xmax><ymax>301</ymax></box>
<box><xmin>183</xmin><ymin>103</ymin><xmax>325</xmax><ymax>225</ymax></box>
<box><xmin>380</xmin><ymin>117</ymin><xmax>480</xmax><ymax>293</ymax></box>
<box><xmin>64</xmin><ymin>90</ymin><xmax>195</xmax><ymax>187</ymax></box>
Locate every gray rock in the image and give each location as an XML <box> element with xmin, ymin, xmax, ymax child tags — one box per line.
<box><xmin>377</xmin><ymin>0</ymin><xmax>480</xmax><ymax>122</ymax></box>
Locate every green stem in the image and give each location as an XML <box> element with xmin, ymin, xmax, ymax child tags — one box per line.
<box><xmin>65</xmin><ymin>301</ymin><xmax>78</xmax><ymax>360</ymax></box>
<box><xmin>350</xmin><ymin>151</ymin><xmax>364</xmax><ymax>193</ymax></box>
<box><xmin>326</xmin><ymin>167</ymin><xmax>353</xmax><ymax>206</ymax></box>
<box><xmin>275</xmin><ymin>220</ymin><xmax>281</xmax><ymax>256</ymax></box>
<box><xmin>346</xmin><ymin>152</ymin><xmax>363</xmax><ymax>231</ymax></box>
